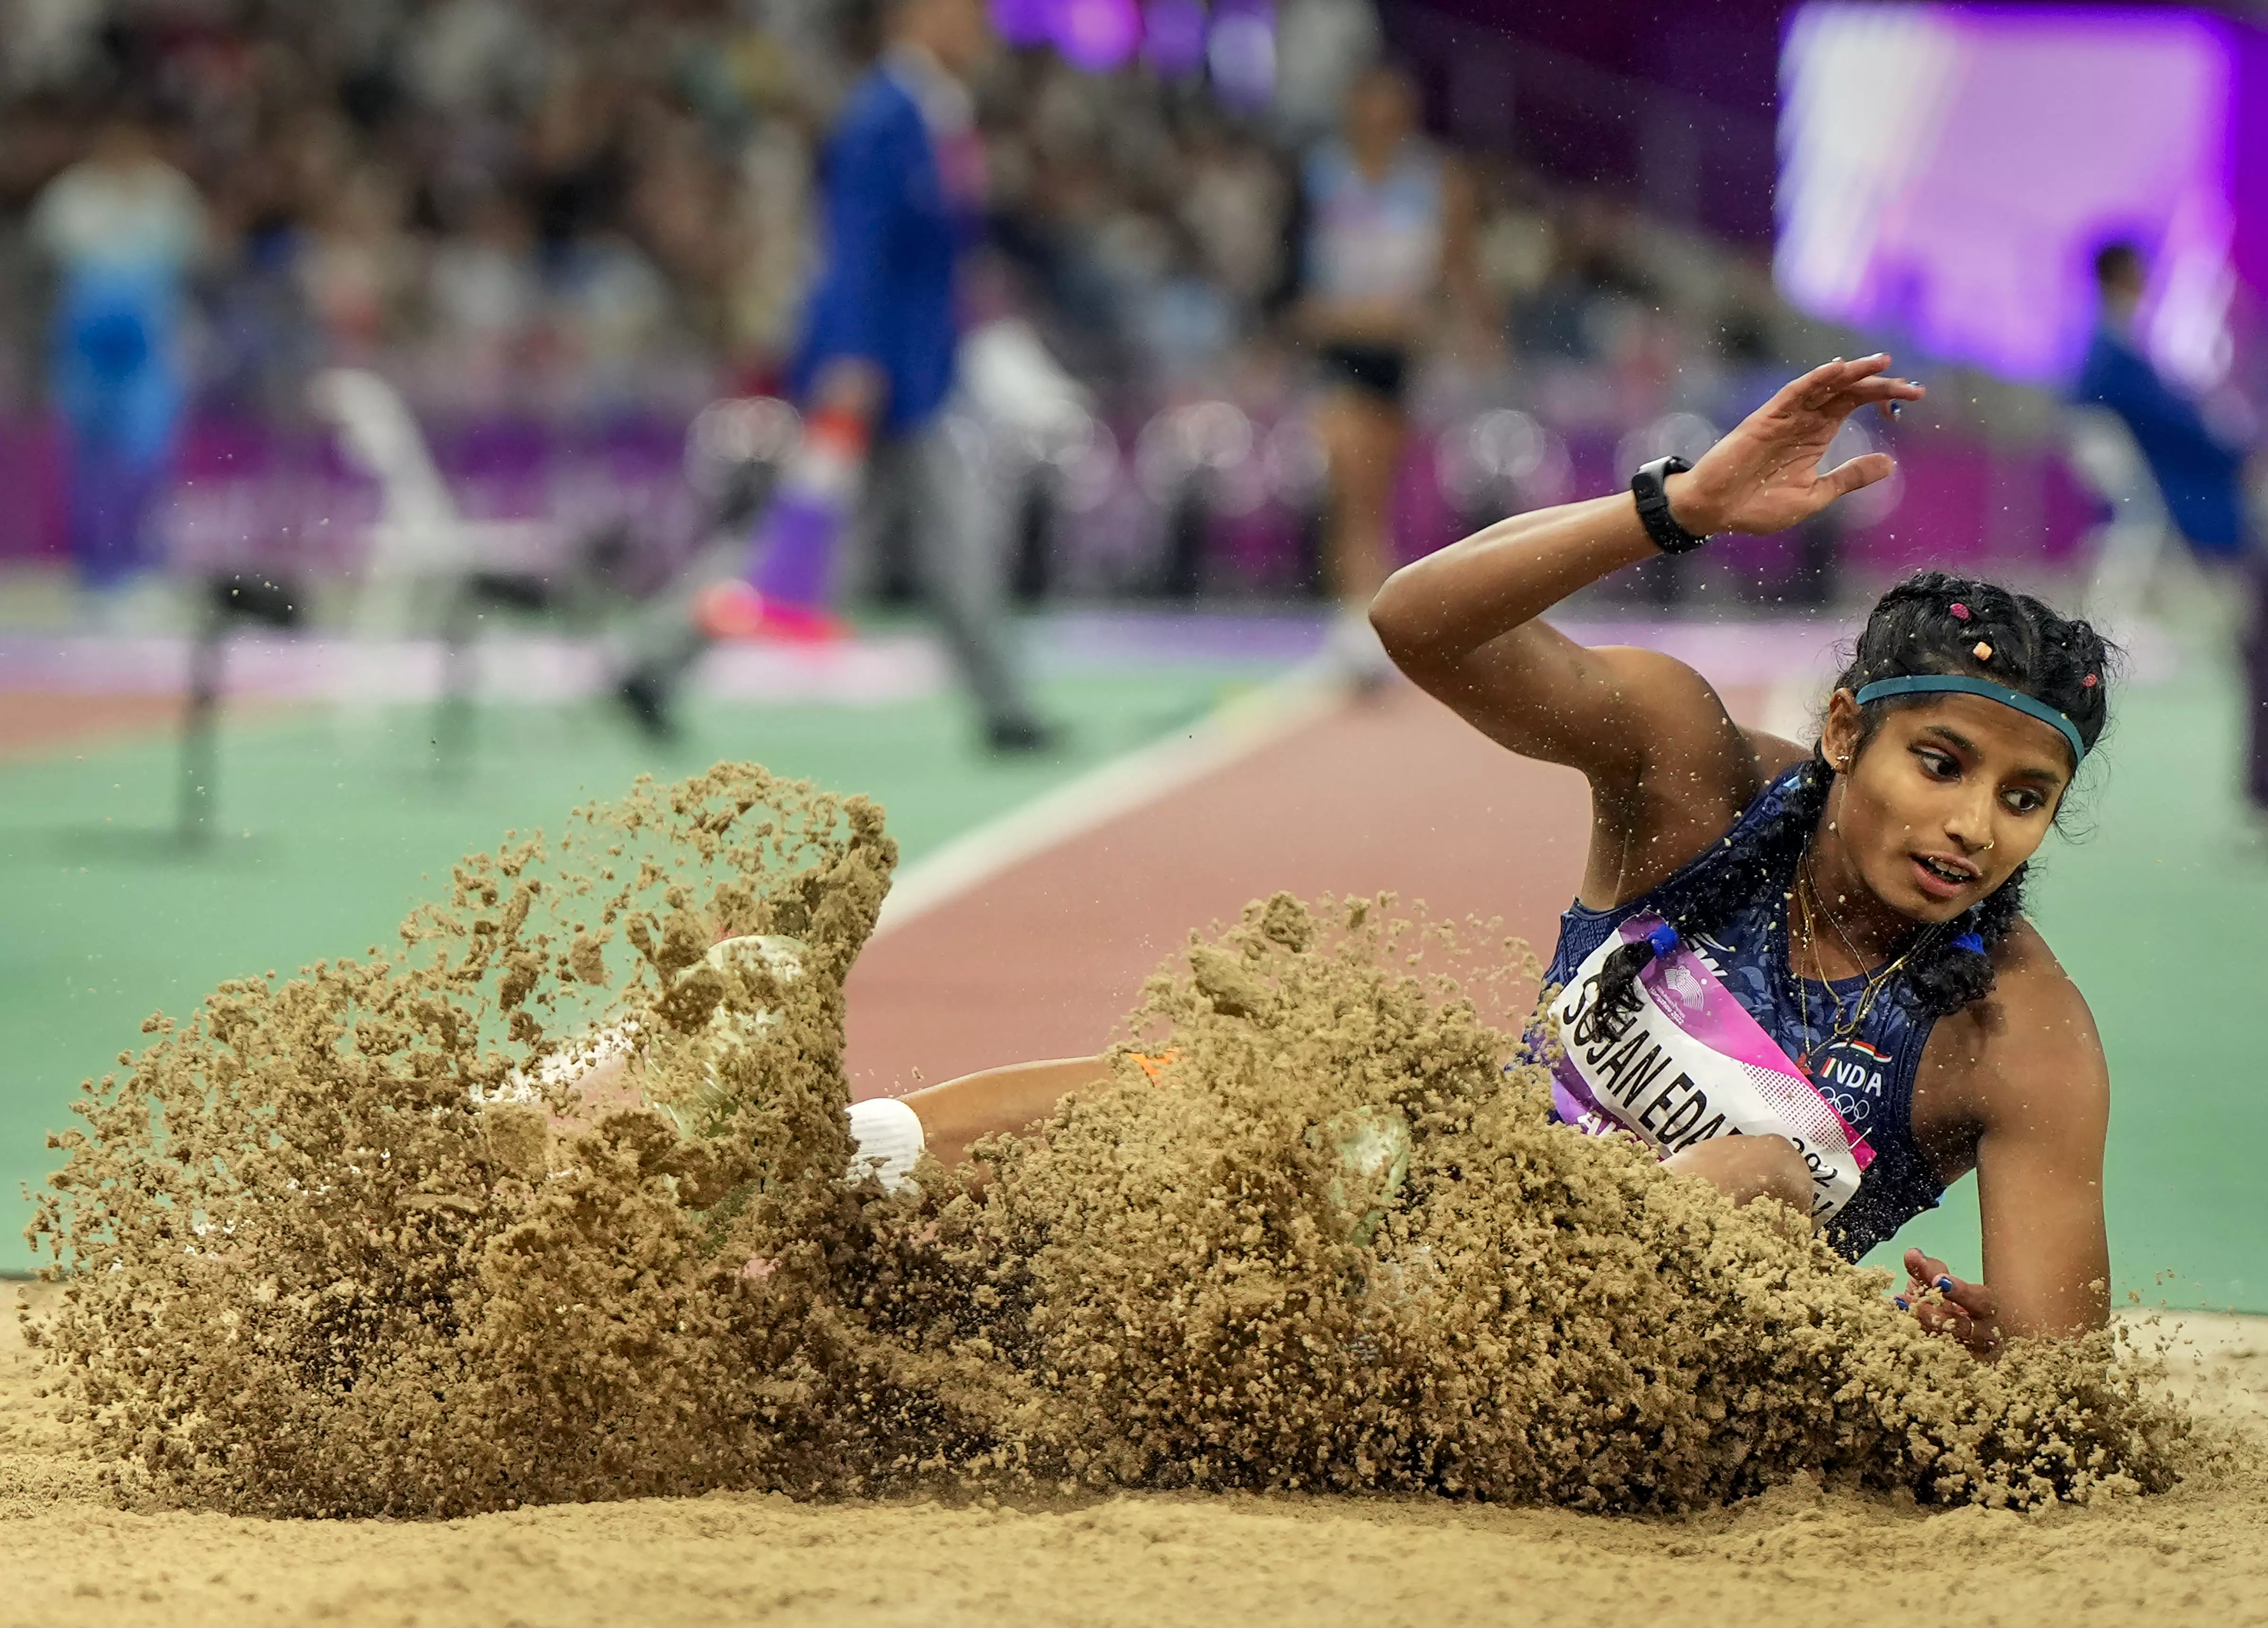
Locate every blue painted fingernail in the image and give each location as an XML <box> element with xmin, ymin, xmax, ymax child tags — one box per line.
<box><xmin>1893</xmin><ymin>1295</ymin><xmax>1910</xmax><ymax>1311</ymax></box>
<box><xmin>1936</xmin><ymin>1276</ymin><xmax>1955</xmax><ymax>1293</ymax></box>
<box><xmin>1890</xmin><ymin>403</ymin><xmax>1903</xmax><ymax>417</ymax></box>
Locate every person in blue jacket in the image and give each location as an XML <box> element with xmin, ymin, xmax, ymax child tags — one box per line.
<box><xmin>2073</xmin><ymin>242</ymin><xmax>2250</xmax><ymax>558</ymax></box>
<box><xmin>2074</xmin><ymin>240</ymin><xmax>2268</xmax><ymax>814</ymax></box>
<box><xmin>789</xmin><ymin>0</ymin><xmax>983</xmax><ymax>452</ymax></box>
<box><xmin>620</xmin><ymin>0</ymin><xmax>1048</xmax><ymax>751</ymax></box>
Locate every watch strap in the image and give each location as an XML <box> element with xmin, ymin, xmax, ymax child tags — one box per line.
<box><xmin>1630</xmin><ymin>455</ymin><xmax>1710</xmax><ymax>555</ymax></box>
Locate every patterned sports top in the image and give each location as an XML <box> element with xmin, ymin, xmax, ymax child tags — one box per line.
<box><xmin>1539</xmin><ymin>765</ymin><xmax>1948</xmax><ymax>1260</ymax></box>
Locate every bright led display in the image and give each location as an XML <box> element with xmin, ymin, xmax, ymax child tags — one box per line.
<box><xmin>1777</xmin><ymin>4</ymin><xmax>2237</xmax><ymax>386</ymax></box>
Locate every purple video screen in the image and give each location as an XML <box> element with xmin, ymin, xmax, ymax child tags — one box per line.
<box><xmin>1777</xmin><ymin>4</ymin><xmax>2249</xmax><ymax>388</ymax></box>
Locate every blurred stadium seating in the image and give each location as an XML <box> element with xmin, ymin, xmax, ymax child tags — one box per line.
<box><xmin>0</xmin><ymin>0</ymin><xmax>2131</xmax><ymax>632</ymax></box>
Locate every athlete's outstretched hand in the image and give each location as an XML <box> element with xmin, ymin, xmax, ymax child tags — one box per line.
<box><xmin>1899</xmin><ymin>1246</ymin><xmax>2002</xmax><ymax>1359</ymax></box>
<box><xmin>1667</xmin><ymin>353</ymin><xmax>1924</xmax><ymax>537</ymax></box>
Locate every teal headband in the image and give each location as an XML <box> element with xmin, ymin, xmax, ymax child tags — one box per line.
<box><xmin>1852</xmin><ymin>675</ymin><xmax>2087</xmax><ymax>767</ymax></box>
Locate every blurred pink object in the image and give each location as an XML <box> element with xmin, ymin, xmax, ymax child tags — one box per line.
<box><xmin>692</xmin><ymin>579</ymin><xmax>844</xmax><ymax>644</ymax></box>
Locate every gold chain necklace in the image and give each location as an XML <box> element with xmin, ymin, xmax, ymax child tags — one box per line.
<box><xmin>1789</xmin><ymin>857</ymin><xmax>1927</xmax><ymax>1072</ymax></box>
<box><xmin>1807</xmin><ymin>858</ymin><xmax>1884</xmax><ymax>978</ymax></box>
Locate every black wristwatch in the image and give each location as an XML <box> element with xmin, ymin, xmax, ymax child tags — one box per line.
<box><xmin>1630</xmin><ymin>455</ymin><xmax>1710</xmax><ymax>555</ymax></box>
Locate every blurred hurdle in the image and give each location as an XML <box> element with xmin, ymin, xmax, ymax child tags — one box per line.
<box><xmin>177</xmin><ymin>571</ymin><xmax>302</xmax><ymax>844</ymax></box>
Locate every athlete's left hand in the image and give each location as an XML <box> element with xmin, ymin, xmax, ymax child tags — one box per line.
<box><xmin>1899</xmin><ymin>1247</ymin><xmax>2002</xmax><ymax>1358</ymax></box>
<box><xmin>1666</xmin><ymin>353</ymin><xmax>1924</xmax><ymax>536</ymax></box>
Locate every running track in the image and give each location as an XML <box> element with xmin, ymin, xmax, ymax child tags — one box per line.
<box><xmin>844</xmin><ymin>680</ymin><xmax>1764</xmax><ymax>1097</ymax></box>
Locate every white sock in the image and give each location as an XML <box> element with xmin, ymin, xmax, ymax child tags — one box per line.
<box><xmin>845</xmin><ymin>1096</ymin><xmax>926</xmax><ymax>1194</ymax></box>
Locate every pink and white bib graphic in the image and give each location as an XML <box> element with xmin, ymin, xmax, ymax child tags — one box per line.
<box><xmin>1547</xmin><ymin>912</ymin><xmax>1876</xmax><ymax>1220</ymax></box>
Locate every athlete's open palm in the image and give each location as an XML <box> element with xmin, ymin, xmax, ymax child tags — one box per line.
<box><xmin>1673</xmin><ymin>354</ymin><xmax>1925</xmax><ymax>536</ymax></box>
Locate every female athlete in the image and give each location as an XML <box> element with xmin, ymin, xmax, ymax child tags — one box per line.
<box><xmin>854</xmin><ymin>355</ymin><xmax>2115</xmax><ymax>1358</ymax></box>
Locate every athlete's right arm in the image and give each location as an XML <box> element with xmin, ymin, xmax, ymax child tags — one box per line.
<box><xmin>1369</xmin><ymin>356</ymin><xmax>1920</xmax><ymax>902</ymax></box>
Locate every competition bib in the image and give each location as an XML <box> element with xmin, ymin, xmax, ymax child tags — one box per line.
<box><xmin>1547</xmin><ymin>912</ymin><xmax>1875</xmax><ymax>1220</ymax></box>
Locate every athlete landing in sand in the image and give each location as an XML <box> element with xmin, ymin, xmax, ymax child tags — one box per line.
<box><xmin>875</xmin><ymin>355</ymin><xmax>2117</xmax><ymax>1359</ymax></box>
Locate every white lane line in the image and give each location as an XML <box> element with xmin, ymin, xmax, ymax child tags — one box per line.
<box><xmin>873</xmin><ymin>669</ymin><xmax>1352</xmax><ymax>938</ymax></box>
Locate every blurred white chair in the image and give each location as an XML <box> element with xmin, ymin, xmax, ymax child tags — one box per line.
<box><xmin>955</xmin><ymin>319</ymin><xmax>1102</xmax><ymax>603</ymax></box>
<box><xmin>308</xmin><ymin>368</ymin><xmax>559</xmax><ymax>735</ymax></box>
<box><xmin>958</xmin><ymin>317</ymin><xmax>1093</xmax><ymax>440</ymax></box>
<box><xmin>308</xmin><ymin>368</ymin><xmax>556</xmax><ymax>641</ymax></box>
<box><xmin>2063</xmin><ymin>406</ymin><xmax>2176</xmax><ymax>631</ymax></box>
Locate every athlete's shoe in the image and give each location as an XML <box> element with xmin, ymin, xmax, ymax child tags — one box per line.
<box><xmin>1320</xmin><ymin>609</ymin><xmax>1398</xmax><ymax>694</ymax></box>
<box><xmin>692</xmin><ymin>580</ymin><xmax>846</xmax><ymax>644</ymax></box>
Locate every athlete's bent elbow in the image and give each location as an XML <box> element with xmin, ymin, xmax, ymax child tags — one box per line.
<box><xmin>1366</xmin><ymin>571</ymin><xmax>1430</xmax><ymax>668</ymax></box>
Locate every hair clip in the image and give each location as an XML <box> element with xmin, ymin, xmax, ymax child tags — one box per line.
<box><xmin>1952</xmin><ymin>931</ymin><xmax>1985</xmax><ymax>955</ymax></box>
<box><xmin>1949</xmin><ymin>602</ymin><xmax>1971</xmax><ymax>620</ymax></box>
<box><xmin>2082</xmin><ymin>673</ymin><xmax>2098</xmax><ymax>688</ymax></box>
<box><xmin>1972</xmin><ymin>641</ymin><xmax>1993</xmax><ymax>661</ymax></box>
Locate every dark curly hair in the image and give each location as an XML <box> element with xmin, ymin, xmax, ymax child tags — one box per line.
<box><xmin>1591</xmin><ymin>570</ymin><xmax>2117</xmax><ymax>1024</ymax></box>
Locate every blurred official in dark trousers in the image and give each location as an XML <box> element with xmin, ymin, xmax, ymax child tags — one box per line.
<box><xmin>622</xmin><ymin>0</ymin><xmax>1049</xmax><ymax>752</ymax></box>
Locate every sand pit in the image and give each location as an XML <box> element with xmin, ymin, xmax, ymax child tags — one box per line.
<box><xmin>8</xmin><ymin>764</ymin><xmax>2266</xmax><ymax>1623</ymax></box>
<box><xmin>4</xmin><ymin>1285</ymin><xmax>2265</xmax><ymax>1628</ymax></box>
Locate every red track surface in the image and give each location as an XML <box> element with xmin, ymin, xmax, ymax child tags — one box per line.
<box><xmin>0</xmin><ymin>692</ymin><xmax>183</xmax><ymax>757</ymax></box>
<box><xmin>843</xmin><ymin>682</ymin><xmax>1762</xmax><ymax>1098</ymax></box>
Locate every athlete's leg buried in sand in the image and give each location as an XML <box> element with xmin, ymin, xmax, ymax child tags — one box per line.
<box><xmin>548</xmin><ymin>987</ymin><xmax>1819</xmax><ymax>1245</ymax></box>
<box><xmin>503</xmin><ymin>929</ymin><xmax>1965</xmax><ymax>1371</ymax></box>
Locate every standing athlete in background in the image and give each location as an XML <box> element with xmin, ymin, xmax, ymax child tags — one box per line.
<box><xmin>1294</xmin><ymin>60</ymin><xmax>1485</xmax><ymax>684</ymax></box>
<box><xmin>619</xmin><ymin>0</ymin><xmax>1050</xmax><ymax>753</ymax></box>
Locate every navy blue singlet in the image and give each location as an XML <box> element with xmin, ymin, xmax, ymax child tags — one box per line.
<box><xmin>1538</xmin><ymin>765</ymin><xmax>1948</xmax><ymax>1260</ymax></box>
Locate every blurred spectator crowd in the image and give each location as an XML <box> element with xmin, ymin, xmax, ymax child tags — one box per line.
<box><xmin>0</xmin><ymin>0</ymin><xmax>865</xmax><ymax>420</ymax></box>
<box><xmin>1</xmin><ymin>0</ymin><xmax>1967</xmax><ymax>621</ymax></box>
<box><xmin>0</xmin><ymin>0</ymin><xmax>1810</xmax><ymax>427</ymax></box>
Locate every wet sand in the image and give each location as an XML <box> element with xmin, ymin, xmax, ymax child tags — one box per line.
<box><xmin>7</xmin><ymin>1280</ymin><xmax>2263</xmax><ymax>1628</ymax></box>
